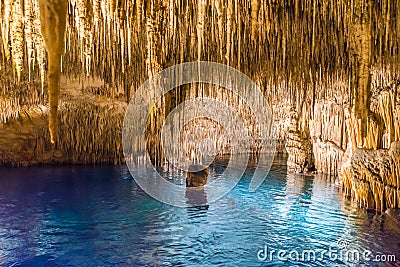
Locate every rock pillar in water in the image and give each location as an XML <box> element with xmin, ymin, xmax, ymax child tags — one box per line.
<box><xmin>186</xmin><ymin>164</ymin><xmax>209</xmax><ymax>187</ymax></box>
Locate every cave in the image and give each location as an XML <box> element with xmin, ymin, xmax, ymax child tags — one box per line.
<box><xmin>0</xmin><ymin>0</ymin><xmax>400</xmax><ymax>265</ymax></box>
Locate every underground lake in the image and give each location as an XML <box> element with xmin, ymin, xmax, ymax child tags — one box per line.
<box><xmin>0</xmin><ymin>157</ymin><xmax>399</xmax><ymax>266</ymax></box>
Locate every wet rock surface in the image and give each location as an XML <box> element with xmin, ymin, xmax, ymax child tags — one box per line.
<box><xmin>186</xmin><ymin>165</ymin><xmax>209</xmax><ymax>187</ymax></box>
<box><xmin>386</xmin><ymin>208</ymin><xmax>400</xmax><ymax>226</ymax></box>
<box><xmin>340</xmin><ymin>142</ymin><xmax>400</xmax><ymax>211</ymax></box>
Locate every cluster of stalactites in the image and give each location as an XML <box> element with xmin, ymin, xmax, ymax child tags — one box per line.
<box><xmin>287</xmin><ymin>66</ymin><xmax>400</xmax><ymax>175</ymax></box>
<box><xmin>1</xmin><ymin>0</ymin><xmax>46</xmax><ymax>87</ymax></box>
<box><xmin>1</xmin><ymin>0</ymin><xmax>399</xmax><ymax>96</ymax></box>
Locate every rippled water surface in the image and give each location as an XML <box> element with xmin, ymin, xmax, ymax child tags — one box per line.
<box><xmin>0</xmin><ymin>158</ymin><xmax>399</xmax><ymax>266</ymax></box>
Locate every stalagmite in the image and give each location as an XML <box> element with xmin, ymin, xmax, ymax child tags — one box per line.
<box><xmin>38</xmin><ymin>0</ymin><xmax>68</xmax><ymax>143</ymax></box>
<box><xmin>286</xmin><ymin>107</ymin><xmax>314</xmax><ymax>173</ymax></box>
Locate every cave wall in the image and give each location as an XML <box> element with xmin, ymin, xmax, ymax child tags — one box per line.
<box><xmin>0</xmin><ymin>78</ymin><xmax>125</xmax><ymax>166</ymax></box>
<box><xmin>0</xmin><ymin>0</ymin><xmax>400</xmax><ymax>209</ymax></box>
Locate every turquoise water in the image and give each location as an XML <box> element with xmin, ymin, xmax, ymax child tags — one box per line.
<box><xmin>0</xmin><ymin>159</ymin><xmax>399</xmax><ymax>266</ymax></box>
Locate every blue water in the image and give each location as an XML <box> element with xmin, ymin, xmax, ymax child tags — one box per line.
<box><xmin>0</xmin><ymin>159</ymin><xmax>399</xmax><ymax>266</ymax></box>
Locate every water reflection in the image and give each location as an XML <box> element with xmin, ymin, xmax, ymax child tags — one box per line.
<box><xmin>0</xmin><ymin>163</ymin><xmax>399</xmax><ymax>266</ymax></box>
<box><xmin>185</xmin><ymin>187</ymin><xmax>209</xmax><ymax>209</ymax></box>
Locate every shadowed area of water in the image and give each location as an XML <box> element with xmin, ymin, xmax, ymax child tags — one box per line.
<box><xmin>0</xmin><ymin>157</ymin><xmax>399</xmax><ymax>266</ymax></box>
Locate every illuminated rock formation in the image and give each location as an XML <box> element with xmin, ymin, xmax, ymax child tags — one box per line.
<box><xmin>38</xmin><ymin>0</ymin><xmax>67</xmax><ymax>143</ymax></box>
<box><xmin>340</xmin><ymin>142</ymin><xmax>400</xmax><ymax>211</ymax></box>
<box><xmin>0</xmin><ymin>0</ymin><xmax>399</xmax><ymax>210</ymax></box>
<box><xmin>0</xmin><ymin>78</ymin><xmax>125</xmax><ymax>166</ymax></box>
<box><xmin>186</xmin><ymin>164</ymin><xmax>209</xmax><ymax>187</ymax></box>
<box><xmin>286</xmin><ymin>108</ymin><xmax>313</xmax><ymax>173</ymax></box>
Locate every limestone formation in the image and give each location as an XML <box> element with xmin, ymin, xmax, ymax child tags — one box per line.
<box><xmin>340</xmin><ymin>142</ymin><xmax>400</xmax><ymax>211</ymax></box>
<box><xmin>285</xmin><ymin>108</ymin><xmax>314</xmax><ymax>173</ymax></box>
<box><xmin>38</xmin><ymin>0</ymin><xmax>68</xmax><ymax>144</ymax></box>
<box><xmin>0</xmin><ymin>0</ymin><xmax>399</xmax><ymax>211</ymax></box>
<box><xmin>0</xmin><ymin>78</ymin><xmax>125</xmax><ymax>166</ymax></box>
<box><xmin>186</xmin><ymin>165</ymin><xmax>209</xmax><ymax>187</ymax></box>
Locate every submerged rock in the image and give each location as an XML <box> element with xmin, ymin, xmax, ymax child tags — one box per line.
<box><xmin>185</xmin><ymin>187</ymin><xmax>208</xmax><ymax>208</ymax></box>
<box><xmin>386</xmin><ymin>209</ymin><xmax>400</xmax><ymax>227</ymax></box>
<box><xmin>186</xmin><ymin>165</ymin><xmax>209</xmax><ymax>187</ymax></box>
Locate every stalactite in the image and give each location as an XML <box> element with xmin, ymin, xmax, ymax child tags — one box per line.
<box><xmin>196</xmin><ymin>0</ymin><xmax>206</xmax><ymax>61</ymax></box>
<box><xmin>1</xmin><ymin>0</ymin><xmax>11</xmax><ymax>60</ymax></box>
<box><xmin>214</xmin><ymin>0</ymin><xmax>224</xmax><ymax>62</ymax></box>
<box><xmin>349</xmin><ymin>0</ymin><xmax>372</xmax><ymax>143</ymax></box>
<box><xmin>24</xmin><ymin>0</ymin><xmax>34</xmax><ymax>81</ymax></box>
<box><xmin>0</xmin><ymin>0</ymin><xmax>398</xmax><ymax>193</ymax></box>
<box><xmin>145</xmin><ymin>0</ymin><xmax>164</xmax><ymax>165</ymax></box>
<box><xmin>145</xmin><ymin>0</ymin><xmax>161</xmax><ymax>77</ymax></box>
<box><xmin>38</xmin><ymin>0</ymin><xmax>68</xmax><ymax>144</ymax></box>
<box><xmin>1</xmin><ymin>0</ymin><xmax>397</xmax><ymax>100</ymax></box>
<box><xmin>378</xmin><ymin>91</ymin><xmax>394</xmax><ymax>147</ymax></box>
<box><xmin>10</xmin><ymin>0</ymin><xmax>24</xmax><ymax>81</ymax></box>
<box><xmin>225</xmin><ymin>0</ymin><xmax>233</xmax><ymax>65</ymax></box>
<box><xmin>250</xmin><ymin>0</ymin><xmax>260</xmax><ymax>41</ymax></box>
<box><xmin>74</xmin><ymin>0</ymin><xmax>93</xmax><ymax>76</ymax></box>
<box><xmin>30</xmin><ymin>0</ymin><xmax>47</xmax><ymax>93</ymax></box>
<box><xmin>92</xmin><ymin>0</ymin><xmax>100</xmax><ymax>25</ymax></box>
